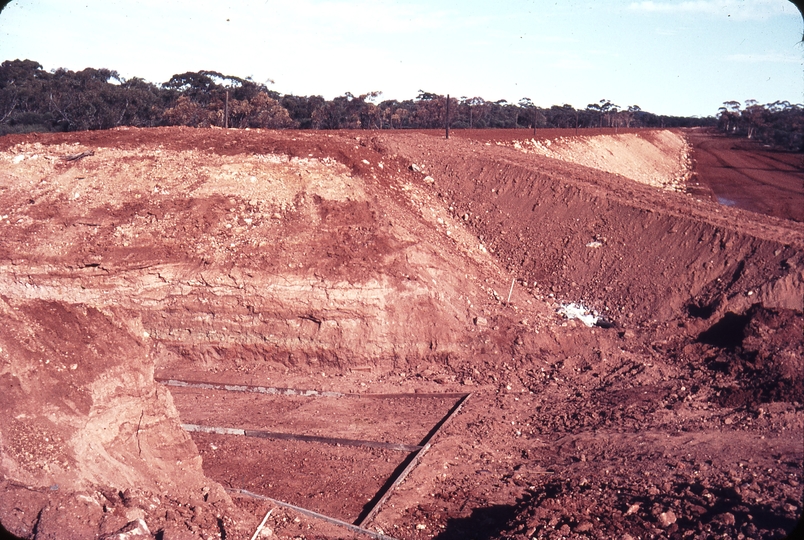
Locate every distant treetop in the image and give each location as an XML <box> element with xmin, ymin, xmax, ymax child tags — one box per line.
<box><xmin>0</xmin><ymin>59</ymin><xmax>737</xmax><ymax>137</ymax></box>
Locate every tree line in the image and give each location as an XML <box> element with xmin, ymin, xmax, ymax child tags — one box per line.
<box><xmin>717</xmin><ymin>99</ymin><xmax>803</xmax><ymax>151</ymax></box>
<box><xmin>0</xmin><ymin>59</ymin><xmax>723</xmax><ymax>137</ymax></box>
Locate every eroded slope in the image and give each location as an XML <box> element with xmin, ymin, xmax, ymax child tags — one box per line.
<box><xmin>0</xmin><ymin>127</ymin><xmax>551</xmax><ymax>539</ymax></box>
<box><xmin>0</xmin><ymin>127</ymin><xmax>801</xmax><ymax>540</ymax></box>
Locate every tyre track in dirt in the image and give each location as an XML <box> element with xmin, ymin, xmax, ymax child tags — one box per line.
<box><xmin>687</xmin><ymin>130</ymin><xmax>804</xmax><ymax>222</ymax></box>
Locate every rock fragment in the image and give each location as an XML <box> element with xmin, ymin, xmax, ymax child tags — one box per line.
<box><xmin>101</xmin><ymin>518</ymin><xmax>152</xmax><ymax>539</ymax></box>
<box><xmin>658</xmin><ymin>510</ymin><xmax>677</xmax><ymax>528</ymax></box>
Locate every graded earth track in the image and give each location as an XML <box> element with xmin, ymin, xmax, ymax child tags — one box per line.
<box><xmin>686</xmin><ymin>129</ymin><xmax>804</xmax><ymax>222</ymax></box>
<box><xmin>0</xmin><ymin>127</ymin><xmax>801</xmax><ymax>540</ymax></box>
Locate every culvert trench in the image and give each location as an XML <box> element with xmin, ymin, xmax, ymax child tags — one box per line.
<box><xmin>157</xmin><ymin>376</ymin><xmax>470</xmax><ymax>530</ymax></box>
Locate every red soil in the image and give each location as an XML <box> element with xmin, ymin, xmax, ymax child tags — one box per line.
<box><xmin>0</xmin><ymin>126</ymin><xmax>801</xmax><ymax>540</ymax></box>
<box><xmin>686</xmin><ymin>128</ymin><xmax>804</xmax><ymax>222</ymax></box>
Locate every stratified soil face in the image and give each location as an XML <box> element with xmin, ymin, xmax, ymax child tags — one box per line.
<box><xmin>0</xmin><ymin>126</ymin><xmax>801</xmax><ymax>540</ymax></box>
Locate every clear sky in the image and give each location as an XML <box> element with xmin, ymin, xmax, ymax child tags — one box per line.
<box><xmin>0</xmin><ymin>0</ymin><xmax>801</xmax><ymax>117</ymax></box>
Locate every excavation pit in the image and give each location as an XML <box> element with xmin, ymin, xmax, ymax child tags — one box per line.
<box><xmin>1</xmin><ymin>126</ymin><xmax>801</xmax><ymax>539</ymax></box>
<box><xmin>160</xmin><ymin>377</ymin><xmax>470</xmax><ymax>526</ymax></box>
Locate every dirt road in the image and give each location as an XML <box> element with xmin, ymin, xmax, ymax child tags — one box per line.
<box><xmin>687</xmin><ymin>129</ymin><xmax>804</xmax><ymax>222</ymax></box>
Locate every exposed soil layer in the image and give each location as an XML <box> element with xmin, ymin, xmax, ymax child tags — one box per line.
<box><xmin>0</xmin><ymin>127</ymin><xmax>801</xmax><ymax>540</ymax></box>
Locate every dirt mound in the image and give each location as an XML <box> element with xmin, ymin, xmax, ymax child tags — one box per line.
<box><xmin>496</xmin><ymin>129</ymin><xmax>693</xmax><ymax>191</ymax></box>
<box><xmin>497</xmin><ymin>428</ymin><xmax>802</xmax><ymax>539</ymax></box>
<box><xmin>0</xmin><ymin>127</ymin><xmax>546</xmax><ymax>538</ymax></box>
<box><xmin>699</xmin><ymin>305</ymin><xmax>804</xmax><ymax>407</ymax></box>
<box><xmin>380</xmin><ymin>130</ymin><xmax>804</xmax><ymax>324</ymax></box>
<box><xmin>0</xmin><ymin>127</ymin><xmax>801</xmax><ymax>540</ymax></box>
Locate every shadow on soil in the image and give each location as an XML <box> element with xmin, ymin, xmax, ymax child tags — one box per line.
<box><xmin>505</xmin><ymin>478</ymin><xmax>802</xmax><ymax>539</ymax></box>
<box><xmin>1</xmin><ymin>521</ymin><xmax>23</xmax><ymax>539</ymax></box>
<box><xmin>433</xmin><ymin>504</ymin><xmax>518</xmax><ymax>540</ymax></box>
<box><xmin>697</xmin><ymin>311</ymin><xmax>751</xmax><ymax>349</ymax></box>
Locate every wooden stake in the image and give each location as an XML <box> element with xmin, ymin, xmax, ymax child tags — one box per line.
<box><xmin>224</xmin><ymin>90</ymin><xmax>229</xmax><ymax>129</ymax></box>
<box><xmin>250</xmin><ymin>508</ymin><xmax>274</xmax><ymax>540</ymax></box>
<box><xmin>506</xmin><ymin>278</ymin><xmax>515</xmax><ymax>305</ymax></box>
<box><xmin>445</xmin><ymin>94</ymin><xmax>450</xmax><ymax>139</ymax></box>
<box><xmin>136</xmin><ymin>410</ymin><xmax>144</xmax><ymax>456</ymax></box>
<box><xmin>62</xmin><ymin>150</ymin><xmax>95</xmax><ymax>162</ymax></box>
<box><xmin>231</xmin><ymin>490</ymin><xmax>398</xmax><ymax>540</ymax></box>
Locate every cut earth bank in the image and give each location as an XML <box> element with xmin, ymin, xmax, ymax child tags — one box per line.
<box><xmin>0</xmin><ymin>126</ymin><xmax>801</xmax><ymax>539</ymax></box>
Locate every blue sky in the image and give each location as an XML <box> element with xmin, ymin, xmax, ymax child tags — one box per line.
<box><xmin>0</xmin><ymin>0</ymin><xmax>801</xmax><ymax>116</ymax></box>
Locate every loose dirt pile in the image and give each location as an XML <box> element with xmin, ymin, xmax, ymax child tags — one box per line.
<box><xmin>0</xmin><ymin>127</ymin><xmax>801</xmax><ymax>540</ymax></box>
<box><xmin>496</xmin><ymin>130</ymin><xmax>693</xmax><ymax>191</ymax></box>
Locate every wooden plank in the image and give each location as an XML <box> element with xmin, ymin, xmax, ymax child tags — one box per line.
<box><xmin>228</xmin><ymin>488</ymin><xmax>399</xmax><ymax>540</ymax></box>
<box><xmin>182</xmin><ymin>424</ymin><xmax>245</xmax><ymax>436</ymax></box>
<box><xmin>244</xmin><ymin>429</ymin><xmax>422</xmax><ymax>453</ymax></box>
<box><xmin>359</xmin><ymin>392</ymin><xmax>469</xmax><ymax>399</ymax></box>
<box><xmin>181</xmin><ymin>423</ymin><xmax>421</xmax><ymax>453</ymax></box>
<box><xmin>356</xmin><ymin>393</ymin><xmax>472</xmax><ymax>527</ymax></box>
<box><xmin>156</xmin><ymin>378</ymin><xmax>345</xmax><ymax>398</ymax></box>
<box><xmin>157</xmin><ymin>376</ymin><xmax>467</xmax><ymax>399</ymax></box>
<box><xmin>249</xmin><ymin>508</ymin><xmax>273</xmax><ymax>540</ymax></box>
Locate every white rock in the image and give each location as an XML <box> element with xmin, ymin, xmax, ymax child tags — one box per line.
<box><xmin>104</xmin><ymin>518</ymin><xmax>151</xmax><ymax>539</ymax></box>
<box><xmin>658</xmin><ymin>510</ymin><xmax>677</xmax><ymax>527</ymax></box>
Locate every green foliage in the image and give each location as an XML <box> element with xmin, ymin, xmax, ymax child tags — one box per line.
<box><xmin>0</xmin><ymin>60</ymin><xmax>167</xmax><ymax>133</ymax></box>
<box><xmin>0</xmin><ymin>59</ymin><xmax>733</xmax><ymax>136</ymax></box>
<box><xmin>280</xmin><ymin>94</ymin><xmax>326</xmax><ymax>129</ymax></box>
<box><xmin>0</xmin><ymin>60</ymin><xmax>57</xmax><ymax>134</ymax></box>
<box><xmin>718</xmin><ymin>99</ymin><xmax>803</xmax><ymax>151</ymax></box>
